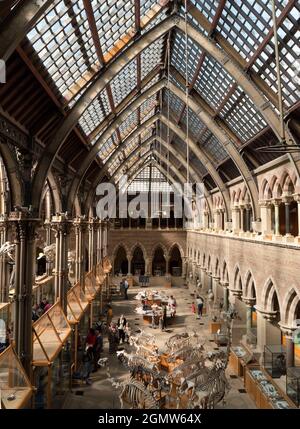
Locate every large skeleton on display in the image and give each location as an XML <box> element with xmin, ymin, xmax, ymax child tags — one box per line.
<box><xmin>181</xmin><ymin>317</ymin><xmax>234</xmax><ymax>409</ymax></box>
<box><xmin>0</xmin><ymin>241</ymin><xmax>15</xmax><ymax>290</ymax></box>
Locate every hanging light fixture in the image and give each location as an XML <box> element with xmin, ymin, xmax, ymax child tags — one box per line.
<box><xmin>256</xmin><ymin>0</ymin><xmax>300</xmax><ymax>153</ymax></box>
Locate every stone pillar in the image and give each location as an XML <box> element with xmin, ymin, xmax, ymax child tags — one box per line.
<box><xmin>220</xmin><ymin>282</ymin><xmax>229</xmax><ymax>312</ymax></box>
<box><xmin>127</xmin><ymin>257</ymin><xmax>132</xmax><ymax>276</ymax></box>
<box><xmin>88</xmin><ymin>218</ymin><xmax>96</xmax><ymax>272</ymax></box>
<box><xmin>52</xmin><ymin>214</ymin><xmax>71</xmax><ymax>313</ymax></box>
<box><xmin>103</xmin><ymin>221</ymin><xmax>108</xmax><ymax>257</ymax></box>
<box><xmin>286</xmin><ymin>335</ymin><xmax>295</xmax><ymax>369</ymax></box>
<box><xmin>295</xmin><ymin>194</ymin><xmax>300</xmax><ymax>239</ymax></box>
<box><xmin>212</xmin><ymin>276</ymin><xmax>220</xmax><ymax>304</ymax></box>
<box><xmin>0</xmin><ymin>217</ymin><xmax>8</xmax><ymax>302</ymax></box>
<box><xmin>182</xmin><ymin>257</ymin><xmax>187</xmax><ymax>279</ymax></box>
<box><xmin>96</xmin><ymin>220</ymin><xmax>102</xmax><ymax>264</ymax></box>
<box><xmin>10</xmin><ymin>210</ymin><xmax>39</xmax><ymax>376</ymax></box>
<box><xmin>272</xmin><ymin>199</ymin><xmax>281</xmax><ymax>237</ymax></box>
<box><xmin>231</xmin><ymin>206</ymin><xmax>240</xmax><ymax>234</ymax></box>
<box><xmin>255</xmin><ymin>309</ymin><xmax>267</xmax><ymax>356</ymax></box>
<box><xmin>240</xmin><ymin>206</ymin><xmax>245</xmax><ymax>232</ymax></box>
<box><xmin>259</xmin><ymin>200</ymin><xmax>272</xmax><ymax>237</ymax></box>
<box><xmin>73</xmin><ymin>217</ymin><xmax>87</xmax><ymax>286</ymax></box>
<box><xmin>245</xmin><ymin>205</ymin><xmax>251</xmax><ymax>233</ymax></box>
<box><xmin>44</xmin><ymin>219</ymin><xmax>53</xmax><ymax>275</ymax></box>
<box><xmin>145</xmin><ymin>258</ymin><xmax>151</xmax><ymax>276</ymax></box>
<box><xmin>166</xmin><ymin>257</ymin><xmax>170</xmax><ymax>275</ymax></box>
<box><xmin>282</xmin><ymin>196</ymin><xmax>292</xmax><ymax>236</ymax></box>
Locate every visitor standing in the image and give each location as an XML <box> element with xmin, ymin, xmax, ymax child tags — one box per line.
<box><xmin>124</xmin><ymin>278</ymin><xmax>129</xmax><ymax>300</ymax></box>
<box><xmin>196</xmin><ymin>295</ymin><xmax>204</xmax><ymax>319</ymax></box>
<box><xmin>106</xmin><ymin>305</ymin><xmax>113</xmax><ymax>326</ymax></box>
<box><xmin>108</xmin><ymin>323</ymin><xmax>119</xmax><ymax>354</ymax></box>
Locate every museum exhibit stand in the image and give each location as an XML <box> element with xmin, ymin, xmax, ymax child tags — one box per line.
<box><xmin>264</xmin><ymin>344</ymin><xmax>287</xmax><ymax>378</ymax></box>
<box><xmin>244</xmin><ymin>364</ymin><xmax>296</xmax><ymax>409</ymax></box>
<box><xmin>32</xmin><ymin>301</ymin><xmax>72</xmax><ymax>408</ymax></box>
<box><xmin>286</xmin><ymin>367</ymin><xmax>300</xmax><ymax>407</ymax></box>
<box><xmin>32</xmin><ymin>275</ymin><xmax>54</xmax><ymax>305</ymax></box>
<box><xmin>0</xmin><ymin>346</ymin><xmax>33</xmax><ymax>409</ymax></box>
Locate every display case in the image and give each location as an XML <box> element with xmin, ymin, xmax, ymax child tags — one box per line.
<box><xmin>102</xmin><ymin>256</ymin><xmax>112</xmax><ymax>274</ymax></box>
<box><xmin>0</xmin><ymin>346</ymin><xmax>33</xmax><ymax>409</ymax></box>
<box><xmin>32</xmin><ymin>301</ymin><xmax>71</xmax><ymax>366</ymax></box>
<box><xmin>286</xmin><ymin>366</ymin><xmax>300</xmax><ymax>407</ymax></box>
<box><xmin>32</xmin><ymin>275</ymin><xmax>54</xmax><ymax>305</ymax></box>
<box><xmin>229</xmin><ymin>344</ymin><xmax>254</xmax><ymax>377</ymax></box>
<box><xmin>85</xmin><ymin>272</ymin><xmax>98</xmax><ymax>301</ymax></box>
<box><xmin>67</xmin><ymin>283</ymin><xmax>89</xmax><ymax>324</ymax></box>
<box><xmin>264</xmin><ymin>345</ymin><xmax>286</xmax><ymax>378</ymax></box>
<box><xmin>245</xmin><ymin>364</ymin><xmax>295</xmax><ymax>409</ymax></box>
<box><xmin>0</xmin><ymin>302</ymin><xmax>12</xmax><ymax>350</ymax></box>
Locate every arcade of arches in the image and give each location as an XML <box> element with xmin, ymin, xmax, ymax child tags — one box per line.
<box><xmin>0</xmin><ymin>0</ymin><xmax>300</xmax><ymax>412</ymax></box>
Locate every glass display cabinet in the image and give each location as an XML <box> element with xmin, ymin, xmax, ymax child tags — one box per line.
<box><xmin>85</xmin><ymin>272</ymin><xmax>98</xmax><ymax>301</ymax></box>
<box><xmin>32</xmin><ymin>275</ymin><xmax>54</xmax><ymax>306</ymax></box>
<box><xmin>0</xmin><ymin>346</ymin><xmax>33</xmax><ymax>409</ymax></box>
<box><xmin>32</xmin><ymin>301</ymin><xmax>72</xmax><ymax>408</ymax></box>
<box><xmin>102</xmin><ymin>256</ymin><xmax>112</xmax><ymax>274</ymax></box>
<box><xmin>0</xmin><ymin>302</ymin><xmax>12</xmax><ymax>353</ymax></box>
<box><xmin>264</xmin><ymin>345</ymin><xmax>287</xmax><ymax>378</ymax></box>
<box><xmin>286</xmin><ymin>367</ymin><xmax>300</xmax><ymax>407</ymax></box>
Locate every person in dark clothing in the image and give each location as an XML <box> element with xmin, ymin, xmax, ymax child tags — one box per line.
<box><xmin>123</xmin><ymin>278</ymin><xmax>129</xmax><ymax>300</ymax></box>
<box><xmin>82</xmin><ymin>346</ymin><xmax>94</xmax><ymax>384</ymax></box>
<box><xmin>161</xmin><ymin>304</ymin><xmax>167</xmax><ymax>331</ymax></box>
<box><xmin>108</xmin><ymin>323</ymin><xmax>119</xmax><ymax>354</ymax></box>
<box><xmin>94</xmin><ymin>329</ymin><xmax>103</xmax><ymax>370</ymax></box>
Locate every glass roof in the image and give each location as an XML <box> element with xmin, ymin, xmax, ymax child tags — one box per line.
<box><xmin>127</xmin><ymin>163</ymin><xmax>174</xmax><ymax>193</ymax></box>
<box><xmin>23</xmin><ymin>0</ymin><xmax>300</xmax><ymax>185</ymax></box>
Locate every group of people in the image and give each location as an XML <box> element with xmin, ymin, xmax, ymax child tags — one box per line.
<box><xmin>32</xmin><ymin>298</ymin><xmax>52</xmax><ymax>321</ymax></box>
<box><xmin>81</xmin><ymin>327</ymin><xmax>104</xmax><ymax>384</ymax></box>
<box><xmin>108</xmin><ymin>315</ymin><xmax>131</xmax><ymax>353</ymax></box>
<box><xmin>119</xmin><ymin>278</ymin><xmax>129</xmax><ymax>300</ymax></box>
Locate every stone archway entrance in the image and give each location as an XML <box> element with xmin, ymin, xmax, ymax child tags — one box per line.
<box><xmin>114</xmin><ymin>246</ymin><xmax>128</xmax><ymax>275</ymax></box>
<box><xmin>152</xmin><ymin>247</ymin><xmax>166</xmax><ymax>276</ymax></box>
<box><xmin>131</xmin><ymin>247</ymin><xmax>145</xmax><ymax>276</ymax></box>
<box><xmin>169</xmin><ymin>246</ymin><xmax>182</xmax><ymax>276</ymax></box>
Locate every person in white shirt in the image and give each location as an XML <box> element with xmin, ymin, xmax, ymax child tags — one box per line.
<box><xmin>123</xmin><ymin>278</ymin><xmax>129</xmax><ymax>300</ymax></box>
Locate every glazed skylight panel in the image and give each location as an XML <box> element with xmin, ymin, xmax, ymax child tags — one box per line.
<box><xmin>220</xmin><ymin>87</ymin><xmax>267</xmax><ymax>143</ymax></box>
<box><xmin>78</xmin><ymin>90</ymin><xmax>111</xmax><ymax>137</ymax></box>
<box><xmin>141</xmin><ymin>6</ymin><xmax>167</xmax><ymax>33</ymax></box>
<box><xmin>142</xmin><ymin>74</ymin><xmax>160</xmax><ymax>93</ymax></box>
<box><xmin>98</xmin><ymin>136</ymin><xmax>116</xmax><ymax>162</ymax></box>
<box><xmin>164</xmin><ymin>90</ymin><xmax>185</xmax><ymax>118</ymax></box>
<box><xmin>140</xmin><ymin>95</ymin><xmax>158</xmax><ymax>122</ymax></box>
<box><xmin>189</xmin><ymin>0</ymin><xmax>220</xmax><ymax>24</ymax></box>
<box><xmin>181</xmin><ymin>107</ymin><xmax>206</xmax><ymax>141</ymax></box>
<box><xmin>91</xmin><ymin>0</ymin><xmax>135</xmax><ymax>59</ymax></box>
<box><xmin>141</xmin><ymin>37</ymin><xmax>164</xmax><ymax>80</ymax></box>
<box><xmin>216</xmin><ymin>0</ymin><xmax>285</xmax><ymax>60</ymax></box>
<box><xmin>251</xmin><ymin>3</ymin><xmax>300</xmax><ymax>107</ymax></box>
<box><xmin>27</xmin><ymin>0</ymin><xmax>97</xmax><ymax>98</ymax></box>
<box><xmin>111</xmin><ymin>58</ymin><xmax>137</xmax><ymax>106</ymax></box>
<box><xmin>171</xmin><ymin>32</ymin><xmax>202</xmax><ymax>84</ymax></box>
<box><xmin>119</xmin><ymin>110</ymin><xmax>138</xmax><ymax>140</ymax></box>
<box><xmin>201</xmin><ymin>133</ymin><xmax>228</xmax><ymax>163</ymax></box>
<box><xmin>194</xmin><ymin>56</ymin><xmax>234</xmax><ymax>110</ymax></box>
